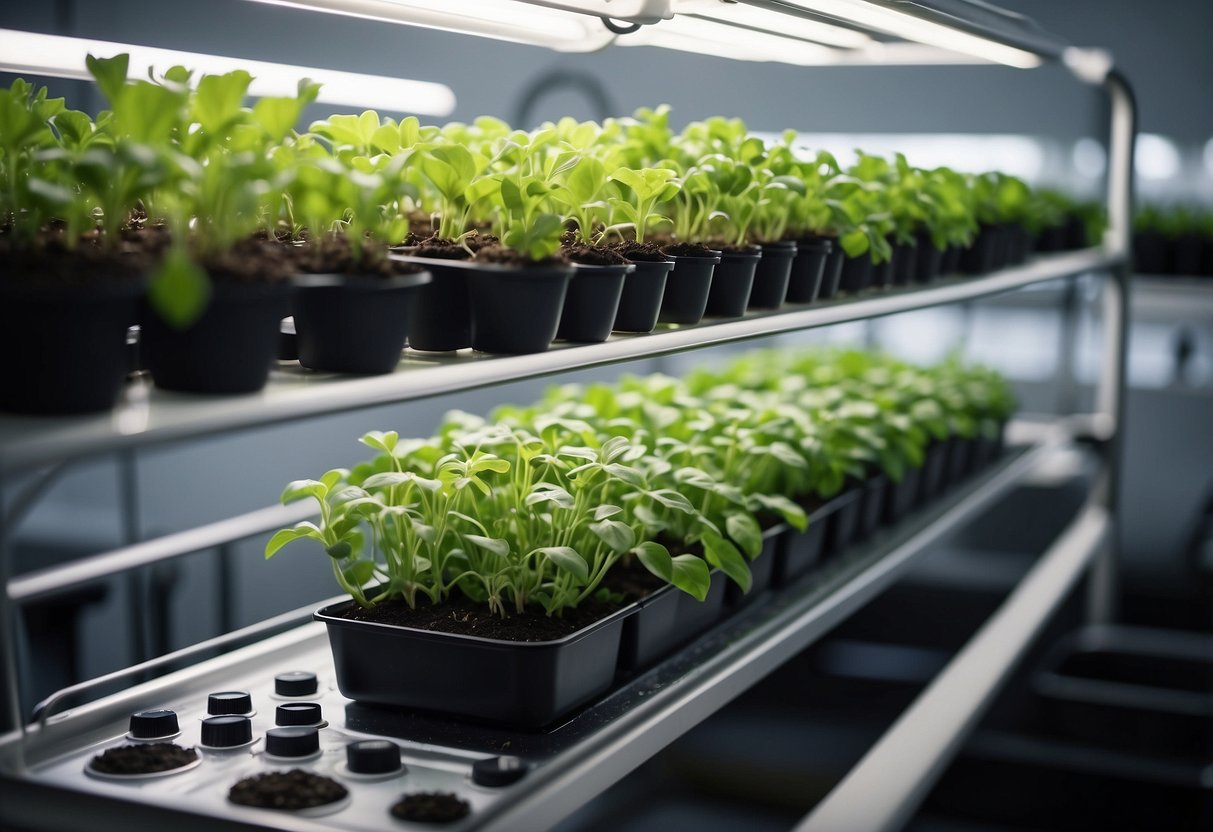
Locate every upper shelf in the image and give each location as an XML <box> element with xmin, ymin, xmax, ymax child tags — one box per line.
<box><xmin>0</xmin><ymin>248</ymin><xmax>1120</xmax><ymax>474</ymax></box>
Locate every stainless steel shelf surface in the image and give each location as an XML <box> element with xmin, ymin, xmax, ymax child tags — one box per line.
<box><xmin>0</xmin><ymin>249</ymin><xmax>1118</xmax><ymax>475</ymax></box>
<box><xmin>0</xmin><ymin>440</ymin><xmax>1069</xmax><ymax>832</ymax></box>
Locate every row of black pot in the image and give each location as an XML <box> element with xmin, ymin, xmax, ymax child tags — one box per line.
<box><xmin>315</xmin><ymin>424</ymin><xmax>1007</xmax><ymax>729</ymax></box>
<box><xmin>1133</xmin><ymin>230</ymin><xmax>1213</xmax><ymax>277</ymax></box>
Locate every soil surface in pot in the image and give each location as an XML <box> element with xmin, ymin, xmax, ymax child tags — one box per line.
<box><xmin>473</xmin><ymin>243</ymin><xmax>569</xmax><ymax>268</ymax></box>
<box><xmin>333</xmin><ymin>592</ymin><xmax>621</xmax><ymax>642</ymax></box>
<box><xmin>662</xmin><ymin>241</ymin><xmax>717</xmax><ymax>258</ymax></box>
<box><xmin>410</xmin><ymin>237</ymin><xmax>472</xmax><ymax>260</ymax></box>
<box><xmin>611</xmin><ymin>240</ymin><xmax>669</xmax><ymax>262</ymax></box>
<box><xmin>229</xmin><ymin>770</ymin><xmax>348</xmax><ymax>810</ymax></box>
<box><xmin>200</xmin><ymin>236</ymin><xmax>294</xmax><ymax>283</ymax></box>
<box><xmin>291</xmin><ymin>232</ymin><xmax>424</xmax><ymax>277</ymax></box>
<box><xmin>390</xmin><ymin>792</ymin><xmax>470</xmax><ymax>824</ymax></box>
<box><xmin>564</xmin><ymin>242</ymin><xmax>627</xmax><ymax>266</ymax></box>
<box><xmin>91</xmin><ymin>743</ymin><xmax>197</xmax><ymax>775</ymax></box>
<box><xmin>0</xmin><ymin>233</ymin><xmax>158</xmax><ymax>285</ymax></box>
<box><xmin>602</xmin><ymin>556</ymin><xmax>667</xmax><ymax>602</ymax></box>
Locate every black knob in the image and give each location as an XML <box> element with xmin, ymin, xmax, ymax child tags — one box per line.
<box><xmin>274</xmin><ymin>671</ymin><xmax>318</xmax><ymax>698</ymax></box>
<box><xmin>207</xmin><ymin>690</ymin><xmax>252</xmax><ymax>716</ymax></box>
<box><xmin>472</xmin><ymin>756</ymin><xmax>528</xmax><ymax>787</ymax></box>
<box><xmin>129</xmin><ymin>708</ymin><xmax>179</xmax><ymax>739</ymax></box>
<box><xmin>276</xmin><ymin>702</ymin><xmax>322</xmax><ymax>726</ymax></box>
<box><xmin>265</xmin><ymin>727</ymin><xmax>319</xmax><ymax>759</ymax></box>
<box><xmin>345</xmin><ymin>740</ymin><xmax>403</xmax><ymax>775</ymax></box>
<box><xmin>200</xmin><ymin>715</ymin><xmax>252</xmax><ymax>748</ymax></box>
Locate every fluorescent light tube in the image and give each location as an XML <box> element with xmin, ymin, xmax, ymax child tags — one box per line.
<box><xmin>0</xmin><ymin>28</ymin><xmax>457</xmax><ymax>115</ymax></box>
<box><xmin>673</xmin><ymin>0</ymin><xmax>871</xmax><ymax>48</ymax></box>
<box><xmin>780</xmin><ymin>0</ymin><xmax>1042</xmax><ymax>68</ymax></box>
<box><xmin>246</xmin><ymin>0</ymin><xmax>615</xmax><ymax>52</ymax></box>
<box><xmin>622</xmin><ymin>15</ymin><xmax>839</xmax><ymax>64</ymax></box>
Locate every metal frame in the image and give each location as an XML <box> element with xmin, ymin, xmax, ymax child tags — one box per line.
<box><xmin>0</xmin><ymin>3</ymin><xmax>1134</xmax><ymax>828</ymax></box>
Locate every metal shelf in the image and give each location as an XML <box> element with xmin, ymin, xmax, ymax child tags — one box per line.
<box><xmin>0</xmin><ymin>439</ymin><xmax>1069</xmax><ymax>832</ymax></box>
<box><xmin>0</xmin><ymin>248</ymin><xmax>1118</xmax><ymax>475</ymax></box>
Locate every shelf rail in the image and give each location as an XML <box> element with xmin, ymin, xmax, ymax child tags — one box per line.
<box><xmin>795</xmin><ymin>501</ymin><xmax>1109</xmax><ymax>832</ymax></box>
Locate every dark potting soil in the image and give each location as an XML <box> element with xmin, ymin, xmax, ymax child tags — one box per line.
<box><xmin>564</xmin><ymin>242</ymin><xmax>628</xmax><ymax>266</ymax></box>
<box><xmin>200</xmin><ymin>237</ymin><xmax>294</xmax><ymax>283</ymax></box>
<box><xmin>464</xmin><ymin>231</ymin><xmax>499</xmax><ymax>252</ymax></box>
<box><xmin>390</xmin><ymin>791</ymin><xmax>470</xmax><ymax>824</ymax></box>
<box><xmin>611</xmin><ymin>240</ymin><xmax>669</xmax><ymax>263</ymax></box>
<box><xmin>600</xmin><ymin>555</ymin><xmax>667</xmax><ymax>601</ymax></box>
<box><xmin>0</xmin><ymin>239</ymin><xmax>152</xmax><ymax>286</ymax></box>
<box><xmin>228</xmin><ymin>769</ymin><xmax>348</xmax><ymax>811</ymax></box>
<box><xmin>334</xmin><ymin>593</ymin><xmax>621</xmax><ymax>642</ymax></box>
<box><xmin>291</xmin><ymin>232</ymin><xmax>423</xmax><ymax>278</ymax></box>
<box><xmin>473</xmin><ymin>243</ymin><xmax>569</xmax><ymax>268</ymax></box>
<box><xmin>90</xmin><ymin>743</ymin><xmax>197</xmax><ymax>775</ymax></box>
<box><xmin>410</xmin><ymin>238</ymin><xmax>472</xmax><ymax>260</ymax></box>
<box><xmin>662</xmin><ymin>241</ymin><xmax>718</xmax><ymax>258</ymax></box>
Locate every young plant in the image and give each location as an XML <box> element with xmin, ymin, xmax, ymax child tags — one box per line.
<box><xmin>607</xmin><ymin>167</ymin><xmax>681</xmax><ymax>243</ymax></box>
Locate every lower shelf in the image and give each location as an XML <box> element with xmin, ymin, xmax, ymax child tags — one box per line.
<box><xmin>0</xmin><ymin>439</ymin><xmax>1067</xmax><ymax>832</ymax></box>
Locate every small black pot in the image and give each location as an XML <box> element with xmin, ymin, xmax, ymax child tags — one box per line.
<box><xmin>941</xmin><ymin>245</ymin><xmax>963</xmax><ymax>276</ymax></box>
<box><xmin>891</xmin><ymin>242</ymin><xmax>918</xmax><ymax>286</ymax></box>
<box><xmin>658</xmin><ymin>252</ymin><xmax>721</xmax><ymax>325</ymax></box>
<box><xmin>870</xmin><ymin>257</ymin><xmax>894</xmax><ymax>290</ymax></box>
<box><xmin>945</xmin><ymin>435</ymin><xmax>976</xmax><ymax>486</ymax></box>
<box><xmin>960</xmin><ymin>225</ymin><xmax>1001</xmax><ymax>275</ymax></box>
<box><xmin>141</xmin><ymin>280</ymin><xmax>292</xmax><ymax>394</ymax></box>
<box><xmin>1036</xmin><ymin>225</ymin><xmax>1068</xmax><ymax>253</ymax></box>
<box><xmin>398</xmin><ymin>257</ymin><xmax>472</xmax><ymax>352</ymax></box>
<box><xmin>317</xmin><ymin>597</ymin><xmax>634</xmax><ymax>727</ymax></box>
<box><xmin>704</xmin><ymin>249</ymin><xmax>760</xmax><ymax>317</ymax></box>
<box><xmin>914</xmin><ymin>233</ymin><xmax>944</xmax><ymax>284</ymax></box>
<box><xmin>466</xmin><ymin>262</ymin><xmax>573</xmax><ymax>354</ymax></box>
<box><xmin>838</xmin><ymin>252</ymin><xmax>873</xmax><ymax>295</ymax></box>
<box><xmin>1005</xmin><ymin>224</ymin><xmax>1031</xmax><ymax>265</ymax></box>
<box><xmin>818</xmin><ymin>244</ymin><xmax>845</xmax><ymax>300</ymax></box>
<box><xmin>786</xmin><ymin>238</ymin><xmax>831</xmax><ymax>303</ymax></box>
<box><xmin>1063</xmin><ymin>213</ymin><xmax>1089</xmax><ymax>250</ymax></box>
<box><xmin>856</xmin><ymin>474</ymin><xmax>888</xmax><ymax>542</ymax></box>
<box><xmin>726</xmin><ymin>526</ymin><xmax>784</xmax><ymax>608</ymax></box>
<box><xmin>0</xmin><ymin>276</ymin><xmax>144</xmax><ymax>414</ymax></box>
<box><xmin>557</xmin><ymin>263</ymin><xmax>631</xmax><ymax>343</ymax></box>
<box><xmin>822</xmin><ymin>486</ymin><xmax>863</xmax><ymax>559</ymax></box>
<box><xmin>883</xmin><ymin>467</ymin><xmax>922</xmax><ymax>525</ymax></box>
<box><xmin>1173</xmin><ymin>233</ymin><xmax>1205</xmax><ymax>277</ymax></box>
<box><xmin>1131</xmin><ymin>231</ymin><xmax>1169</xmax><ymax>275</ymax></box>
<box><xmin>617</xmin><ymin>566</ymin><xmax>730</xmax><ymax>674</ymax></box>
<box><xmin>918</xmin><ymin>441</ymin><xmax>949</xmax><ymax>505</ymax></box>
<box><xmin>292</xmin><ymin>271</ymin><xmax>431</xmax><ymax>374</ymax></box>
<box><xmin>613</xmin><ymin>259</ymin><xmax>673</xmax><ymax>333</ymax></box>
<box><xmin>748</xmin><ymin>242</ymin><xmax>796</xmax><ymax>309</ymax></box>
<box><xmin>772</xmin><ymin>492</ymin><xmax>854</xmax><ymax>586</ymax></box>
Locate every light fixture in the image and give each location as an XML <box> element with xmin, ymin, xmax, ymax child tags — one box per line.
<box><xmin>672</xmin><ymin>0</ymin><xmax>871</xmax><ymax>49</ymax></box>
<box><xmin>621</xmin><ymin>15</ymin><xmax>839</xmax><ymax>64</ymax></box>
<box><xmin>0</xmin><ymin>28</ymin><xmax>457</xmax><ymax>115</ymax></box>
<box><xmin>246</xmin><ymin>0</ymin><xmax>616</xmax><ymax>52</ymax></box>
<box><xmin>776</xmin><ymin>0</ymin><xmax>1042</xmax><ymax>68</ymax></box>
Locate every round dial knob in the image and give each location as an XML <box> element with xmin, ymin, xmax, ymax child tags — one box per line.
<box><xmin>345</xmin><ymin>740</ymin><xmax>403</xmax><ymax>775</ymax></box>
<box><xmin>200</xmin><ymin>715</ymin><xmax>252</xmax><ymax>748</ymax></box>
<box><xmin>276</xmin><ymin>702</ymin><xmax>322</xmax><ymax>726</ymax></box>
<box><xmin>472</xmin><ymin>756</ymin><xmax>528</xmax><ymax>787</ymax></box>
<box><xmin>274</xmin><ymin>671</ymin><xmax>318</xmax><ymax>698</ymax></box>
<box><xmin>128</xmin><ymin>708</ymin><xmax>179</xmax><ymax>739</ymax></box>
<box><xmin>265</xmin><ymin>727</ymin><xmax>319</xmax><ymax>759</ymax></box>
<box><xmin>207</xmin><ymin>690</ymin><xmax>252</xmax><ymax>716</ymax></box>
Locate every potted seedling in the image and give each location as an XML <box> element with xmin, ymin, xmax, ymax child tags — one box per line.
<box><xmin>745</xmin><ymin>140</ymin><xmax>804</xmax><ymax>309</ymax></box>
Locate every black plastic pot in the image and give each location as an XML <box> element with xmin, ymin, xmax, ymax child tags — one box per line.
<box><xmin>822</xmin><ymin>486</ymin><xmax>863</xmax><ymax>559</ymax></box>
<box><xmin>960</xmin><ymin>224</ymin><xmax>1001</xmax><ymax>275</ymax></box>
<box><xmin>291</xmin><ymin>271</ymin><xmax>431</xmax><ymax>374</ymax></box>
<box><xmin>726</xmin><ymin>526</ymin><xmax>784</xmax><ymax>608</ymax></box>
<box><xmin>141</xmin><ymin>279</ymin><xmax>292</xmax><ymax>394</ymax></box>
<box><xmin>396</xmin><ymin>257</ymin><xmax>472</xmax><ymax>352</ymax></box>
<box><xmin>465</xmin><ymin>262</ymin><xmax>573</xmax><ymax>354</ymax></box>
<box><xmin>818</xmin><ymin>245</ymin><xmax>845</xmax><ymax>300</ymax></box>
<box><xmin>748</xmin><ymin>242</ymin><xmax>796</xmax><ymax>309</ymax></box>
<box><xmin>613</xmin><ymin>259</ymin><xmax>673</xmax><ymax>333</ymax></box>
<box><xmin>772</xmin><ymin>492</ymin><xmax>853</xmax><ymax>586</ymax></box>
<box><xmin>883</xmin><ymin>466</ymin><xmax>922</xmax><ymax>525</ymax></box>
<box><xmin>704</xmin><ymin>250</ymin><xmax>760</xmax><ymax>317</ymax></box>
<box><xmin>890</xmin><ymin>242</ymin><xmax>918</xmax><ymax>286</ymax></box>
<box><xmin>972</xmin><ymin>421</ymin><xmax>1007</xmax><ymax>471</ymax></box>
<box><xmin>316</xmin><ymin>597</ymin><xmax>634</xmax><ymax>727</ymax></box>
<box><xmin>557</xmin><ymin>263</ymin><xmax>631</xmax><ymax>343</ymax></box>
<box><xmin>838</xmin><ymin>253</ymin><xmax>873</xmax><ymax>295</ymax></box>
<box><xmin>1173</xmin><ymin>232</ymin><xmax>1205</xmax><ymax>276</ymax></box>
<box><xmin>918</xmin><ymin>441</ymin><xmax>948</xmax><ymax>504</ymax></box>
<box><xmin>856</xmin><ymin>475</ymin><xmax>887</xmax><ymax>542</ymax></box>
<box><xmin>1034</xmin><ymin>626</ymin><xmax>1213</xmax><ymax>760</ymax></box>
<box><xmin>1036</xmin><ymin>224</ymin><xmax>1068</xmax><ymax>253</ymax></box>
<box><xmin>658</xmin><ymin>252</ymin><xmax>720</xmax><ymax>325</ymax></box>
<box><xmin>617</xmin><ymin>565</ymin><xmax>731</xmax><ymax>674</ymax></box>
<box><xmin>0</xmin><ymin>277</ymin><xmax>144</xmax><ymax>414</ymax></box>
<box><xmin>945</xmin><ymin>435</ymin><xmax>976</xmax><ymax>486</ymax></box>
<box><xmin>786</xmin><ymin>238</ymin><xmax>830</xmax><ymax>303</ymax></box>
<box><xmin>1132</xmin><ymin>231</ymin><xmax>1169</xmax><ymax>275</ymax></box>
<box><xmin>940</xmin><ymin>244</ymin><xmax>963</xmax><ymax>276</ymax></box>
<box><xmin>1005</xmin><ymin>223</ymin><xmax>1031</xmax><ymax>265</ymax></box>
<box><xmin>870</xmin><ymin>257</ymin><xmax>893</xmax><ymax>290</ymax></box>
<box><xmin>914</xmin><ymin>231</ymin><xmax>943</xmax><ymax>284</ymax></box>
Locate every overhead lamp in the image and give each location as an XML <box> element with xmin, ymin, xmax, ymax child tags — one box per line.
<box><xmin>621</xmin><ymin>15</ymin><xmax>839</xmax><ymax>64</ymax></box>
<box><xmin>0</xmin><ymin>28</ymin><xmax>457</xmax><ymax>115</ymax></box>
<box><xmin>672</xmin><ymin>0</ymin><xmax>872</xmax><ymax>49</ymax></box>
<box><xmin>246</xmin><ymin>0</ymin><xmax>616</xmax><ymax>52</ymax></box>
<box><xmin>778</xmin><ymin>0</ymin><xmax>1042</xmax><ymax>68</ymax></box>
